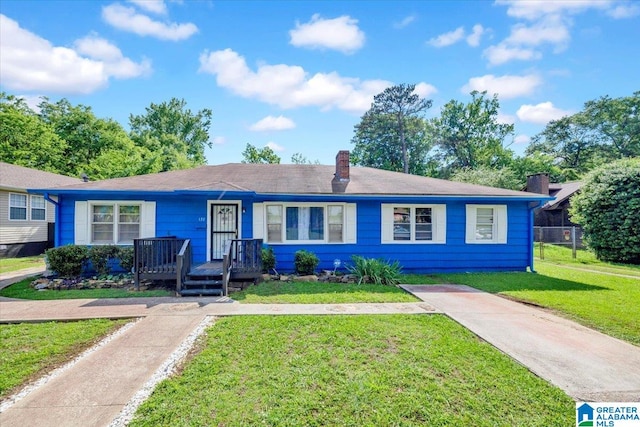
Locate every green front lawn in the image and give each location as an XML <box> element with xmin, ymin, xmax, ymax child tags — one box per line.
<box><xmin>233</xmin><ymin>280</ymin><xmax>418</xmax><ymax>303</ymax></box>
<box><xmin>0</xmin><ymin>256</ymin><xmax>45</xmax><ymax>274</ymax></box>
<box><xmin>0</xmin><ymin>279</ymin><xmax>173</xmax><ymax>300</ymax></box>
<box><xmin>0</xmin><ymin>319</ymin><xmax>128</xmax><ymax>398</ymax></box>
<box><xmin>131</xmin><ymin>315</ymin><xmax>573</xmax><ymax>427</ymax></box>
<box><xmin>413</xmin><ymin>261</ymin><xmax>640</xmax><ymax>345</ymax></box>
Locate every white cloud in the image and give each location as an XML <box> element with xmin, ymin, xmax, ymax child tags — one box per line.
<box><xmin>427</xmin><ymin>26</ymin><xmax>465</xmax><ymax>47</ymax></box>
<box><xmin>0</xmin><ymin>14</ymin><xmax>150</xmax><ymax>94</ymax></box>
<box><xmin>394</xmin><ymin>15</ymin><xmax>416</xmax><ymax>29</ymax></box>
<box><xmin>102</xmin><ymin>3</ymin><xmax>198</xmax><ymax>41</ymax></box>
<box><xmin>495</xmin><ymin>0</ymin><xmax>610</xmax><ymax>21</ymax></box>
<box><xmin>413</xmin><ymin>82</ymin><xmax>438</xmax><ymax>98</ymax></box>
<box><xmin>211</xmin><ymin>136</ymin><xmax>226</xmax><ymax>145</ymax></box>
<box><xmin>505</xmin><ymin>18</ymin><xmax>570</xmax><ymax>49</ymax></box>
<box><xmin>249</xmin><ymin>115</ymin><xmax>296</xmax><ymax>132</ymax></box>
<box><xmin>607</xmin><ymin>2</ymin><xmax>640</xmax><ymax>18</ymax></box>
<box><xmin>265</xmin><ymin>142</ymin><xmax>284</xmax><ymax>152</ymax></box>
<box><xmin>516</xmin><ymin>102</ymin><xmax>573</xmax><ymax>124</ymax></box>
<box><xmin>129</xmin><ymin>0</ymin><xmax>167</xmax><ymax>15</ymax></box>
<box><xmin>289</xmin><ymin>14</ymin><xmax>365</xmax><ymax>54</ymax></box>
<box><xmin>462</xmin><ymin>74</ymin><xmax>542</xmax><ymax>100</ymax></box>
<box><xmin>483</xmin><ymin>43</ymin><xmax>541</xmax><ymax>66</ymax></box>
<box><xmin>514</xmin><ymin>134</ymin><xmax>531</xmax><ymax>145</ymax></box>
<box><xmin>198</xmin><ymin>48</ymin><xmax>394</xmax><ymax>113</ymax></box>
<box><xmin>497</xmin><ymin>111</ymin><xmax>516</xmax><ymax>124</ymax></box>
<box><xmin>466</xmin><ymin>24</ymin><xmax>486</xmax><ymax>47</ymax></box>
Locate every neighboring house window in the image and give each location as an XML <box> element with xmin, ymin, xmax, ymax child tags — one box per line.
<box><xmin>255</xmin><ymin>203</ymin><xmax>356</xmax><ymax>244</ymax></box>
<box><xmin>30</xmin><ymin>195</ymin><xmax>46</xmax><ymax>221</ymax></box>
<box><xmin>74</xmin><ymin>201</ymin><xmax>154</xmax><ymax>245</ymax></box>
<box><xmin>9</xmin><ymin>193</ymin><xmax>27</xmax><ymax>220</ymax></box>
<box><xmin>382</xmin><ymin>204</ymin><xmax>446</xmax><ymax>243</ymax></box>
<box><xmin>91</xmin><ymin>203</ymin><xmax>140</xmax><ymax>244</ymax></box>
<box><xmin>465</xmin><ymin>205</ymin><xmax>507</xmax><ymax>244</ymax></box>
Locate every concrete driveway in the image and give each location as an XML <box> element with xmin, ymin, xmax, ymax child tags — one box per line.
<box><xmin>402</xmin><ymin>284</ymin><xmax>640</xmax><ymax>402</ymax></box>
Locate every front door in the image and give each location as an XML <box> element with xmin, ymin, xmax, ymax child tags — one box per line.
<box><xmin>210</xmin><ymin>204</ymin><xmax>238</xmax><ymax>260</ymax></box>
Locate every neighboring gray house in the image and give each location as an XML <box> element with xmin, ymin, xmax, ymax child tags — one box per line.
<box><xmin>0</xmin><ymin>162</ymin><xmax>82</xmax><ymax>257</ymax></box>
<box><xmin>525</xmin><ymin>173</ymin><xmax>583</xmax><ymax>227</ymax></box>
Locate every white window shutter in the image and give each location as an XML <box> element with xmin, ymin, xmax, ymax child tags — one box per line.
<box><xmin>434</xmin><ymin>205</ymin><xmax>447</xmax><ymax>243</ymax></box>
<box><xmin>253</xmin><ymin>203</ymin><xmax>264</xmax><ymax>240</ymax></box>
<box><xmin>74</xmin><ymin>201</ymin><xmax>88</xmax><ymax>245</ymax></box>
<box><xmin>465</xmin><ymin>205</ymin><xmax>476</xmax><ymax>244</ymax></box>
<box><xmin>345</xmin><ymin>204</ymin><xmax>357</xmax><ymax>243</ymax></box>
<box><xmin>496</xmin><ymin>205</ymin><xmax>508</xmax><ymax>243</ymax></box>
<box><xmin>141</xmin><ymin>202</ymin><xmax>156</xmax><ymax>238</ymax></box>
<box><xmin>381</xmin><ymin>204</ymin><xmax>394</xmax><ymax>243</ymax></box>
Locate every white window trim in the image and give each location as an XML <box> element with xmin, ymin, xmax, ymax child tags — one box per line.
<box><xmin>8</xmin><ymin>193</ymin><xmax>28</xmax><ymax>221</ymax></box>
<box><xmin>465</xmin><ymin>204</ymin><xmax>507</xmax><ymax>244</ymax></box>
<box><xmin>30</xmin><ymin>195</ymin><xmax>47</xmax><ymax>222</ymax></box>
<box><xmin>255</xmin><ymin>202</ymin><xmax>356</xmax><ymax>245</ymax></box>
<box><xmin>381</xmin><ymin>204</ymin><xmax>447</xmax><ymax>244</ymax></box>
<box><xmin>75</xmin><ymin>200</ymin><xmax>155</xmax><ymax>245</ymax></box>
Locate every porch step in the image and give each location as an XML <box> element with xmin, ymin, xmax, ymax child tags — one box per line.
<box><xmin>178</xmin><ymin>288</ymin><xmax>224</xmax><ymax>297</ymax></box>
<box><xmin>183</xmin><ymin>279</ymin><xmax>223</xmax><ymax>287</ymax></box>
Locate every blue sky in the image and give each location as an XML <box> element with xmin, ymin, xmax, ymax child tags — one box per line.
<box><xmin>1</xmin><ymin>0</ymin><xmax>639</xmax><ymax>165</ymax></box>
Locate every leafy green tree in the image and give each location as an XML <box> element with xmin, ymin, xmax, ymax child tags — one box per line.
<box><xmin>129</xmin><ymin>98</ymin><xmax>213</xmax><ymax>171</ymax></box>
<box><xmin>527</xmin><ymin>92</ymin><xmax>639</xmax><ymax>178</ymax></box>
<box><xmin>291</xmin><ymin>153</ymin><xmax>320</xmax><ymax>165</ymax></box>
<box><xmin>570</xmin><ymin>158</ymin><xmax>640</xmax><ymax>264</ymax></box>
<box><xmin>0</xmin><ymin>93</ymin><xmax>67</xmax><ymax>173</ymax></box>
<box><xmin>241</xmin><ymin>143</ymin><xmax>281</xmax><ymax>164</ymax></box>
<box><xmin>353</xmin><ymin>84</ymin><xmax>433</xmax><ymax>174</ymax></box>
<box><xmin>352</xmin><ymin>113</ymin><xmax>433</xmax><ymax>175</ymax></box>
<box><xmin>430</xmin><ymin>91</ymin><xmax>514</xmax><ymax>178</ymax></box>
<box><xmin>450</xmin><ymin>167</ymin><xmax>521</xmax><ymax>190</ymax></box>
<box><xmin>509</xmin><ymin>153</ymin><xmax>567</xmax><ymax>185</ymax></box>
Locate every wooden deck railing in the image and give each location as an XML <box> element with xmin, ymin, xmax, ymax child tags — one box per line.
<box><xmin>223</xmin><ymin>239</ymin><xmax>263</xmax><ymax>294</ymax></box>
<box><xmin>176</xmin><ymin>239</ymin><xmax>192</xmax><ymax>294</ymax></box>
<box><xmin>133</xmin><ymin>237</ymin><xmax>185</xmax><ymax>290</ymax></box>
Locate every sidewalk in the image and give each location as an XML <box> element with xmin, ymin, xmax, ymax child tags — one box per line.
<box><xmin>0</xmin><ymin>265</ymin><xmax>47</xmax><ymax>291</ymax></box>
<box><xmin>402</xmin><ymin>284</ymin><xmax>640</xmax><ymax>402</ymax></box>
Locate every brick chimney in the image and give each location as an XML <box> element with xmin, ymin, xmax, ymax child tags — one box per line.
<box><xmin>332</xmin><ymin>150</ymin><xmax>350</xmax><ymax>193</ymax></box>
<box><xmin>526</xmin><ymin>173</ymin><xmax>550</xmax><ymax>195</ymax></box>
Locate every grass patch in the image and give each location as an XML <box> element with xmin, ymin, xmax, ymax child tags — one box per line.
<box><xmin>535</xmin><ymin>244</ymin><xmax>640</xmax><ymax>277</ymax></box>
<box><xmin>0</xmin><ymin>256</ymin><xmax>45</xmax><ymax>274</ymax></box>
<box><xmin>232</xmin><ymin>280</ymin><xmax>418</xmax><ymax>303</ymax></box>
<box><xmin>131</xmin><ymin>315</ymin><xmax>573</xmax><ymax>427</ymax></box>
<box><xmin>0</xmin><ymin>278</ymin><xmax>173</xmax><ymax>300</ymax></box>
<box><xmin>424</xmin><ymin>263</ymin><xmax>640</xmax><ymax>345</ymax></box>
<box><xmin>0</xmin><ymin>319</ymin><xmax>128</xmax><ymax>398</ymax></box>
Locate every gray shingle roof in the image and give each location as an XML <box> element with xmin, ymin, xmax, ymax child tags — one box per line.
<box><xmin>543</xmin><ymin>181</ymin><xmax>583</xmax><ymax>209</ymax></box>
<box><xmin>0</xmin><ymin>162</ymin><xmax>82</xmax><ymax>191</ymax></box>
<box><xmin>39</xmin><ymin>163</ymin><xmax>544</xmax><ymax>198</ymax></box>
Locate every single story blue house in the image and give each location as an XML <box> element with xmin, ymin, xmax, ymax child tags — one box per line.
<box><xmin>33</xmin><ymin>151</ymin><xmax>550</xmax><ymax>288</ymax></box>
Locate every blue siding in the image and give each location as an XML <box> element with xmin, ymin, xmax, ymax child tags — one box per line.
<box><xmin>57</xmin><ymin>192</ymin><xmax>534</xmax><ymax>274</ymax></box>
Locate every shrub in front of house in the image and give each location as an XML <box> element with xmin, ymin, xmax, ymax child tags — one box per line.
<box><xmin>117</xmin><ymin>246</ymin><xmax>134</xmax><ymax>272</ymax></box>
<box><xmin>45</xmin><ymin>245</ymin><xmax>89</xmax><ymax>278</ymax></box>
<box><xmin>261</xmin><ymin>246</ymin><xmax>276</xmax><ymax>273</ymax></box>
<box><xmin>88</xmin><ymin>245</ymin><xmax>120</xmax><ymax>276</ymax></box>
<box><xmin>348</xmin><ymin>255</ymin><xmax>402</xmax><ymax>286</ymax></box>
<box><xmin>294</xmin><ymin>250</ymin><xmax>319</xmax><ymax>275</ymax></box>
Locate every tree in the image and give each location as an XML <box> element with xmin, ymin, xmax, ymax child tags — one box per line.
<box><xmin>241</xmin><ymin>143</ymin><xmax>281</xmax><ymax>164</ymax></box>
<box><xmin>0</xmin><ymin>93</ymin><xmax>67</xmax><ymax>173</ymax></box>
<box><xmin>526</xmin><ymin>92</ymin><xmax>639</xmax><ymax>178</ymax></box>
<box><xmin>352</xmin><ymin>112</ymin><xmax>433</xmax><ymax>175</ymax></box>
<box><xmin>570</xmin><ymin>158</ymin><xmax>640</xmax><ymax>264</ymax></box>
<box><xmin>450</xmin><ymin>167</ymin><xmax>521</xmax><ymax>190</ymax></box>
<box><xmin>353</xmin><ymin>84</ymin><xmax>433</xmax><ymax>174</ymax></box>
<box><xmin>129</xmin><ymin>98</ymin><xmax>213</xmax><ymax>172</ymax></box>
<box><xmin>291</xmin><ymin>153</ymin><xmax>319</xmax><ymax>164</ymax></box>
<box><xmin>430</xmin><ymin>91</ymin><xmax>514</xmax><ymax>178</ymax></box>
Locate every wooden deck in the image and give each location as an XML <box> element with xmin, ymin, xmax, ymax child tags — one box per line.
<box><xmin>189</xmin><ymin>261</ymin><xmax>223</xmax><ymax>276</ymax></box>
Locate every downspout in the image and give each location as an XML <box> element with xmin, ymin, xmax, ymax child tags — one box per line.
<box><xmin>528</xmin><ymin>200</ymin><xmax>544</xmax><ymax>273</ymax></box>
<box><xmin>44</xmin><ymin>193</ymin><xmax>60</xmax><ymax>247</ymax></box>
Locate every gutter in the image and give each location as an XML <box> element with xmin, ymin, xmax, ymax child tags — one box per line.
<box><xmin>43</xmin><ymin>193</ymin><xmax>61</xmax><ymax>247</ymax></box>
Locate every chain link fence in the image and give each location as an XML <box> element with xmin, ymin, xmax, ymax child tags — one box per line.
<box><xmin>534</xmin><ymin>226</ymin><xmax>584</xmax><ymax>259</ymax></box>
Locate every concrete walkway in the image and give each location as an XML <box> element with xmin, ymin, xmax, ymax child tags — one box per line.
<box><xmin>0</xmin><ymin>265</ymin><xmax>47</xmax><ymax>290</ymax></box>
<box><xmin>403</xmin><ymin>284</ymin><xmax>640</xmax><ymax>402</ymax></box>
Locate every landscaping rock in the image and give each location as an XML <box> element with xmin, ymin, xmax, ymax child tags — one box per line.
<box><xmin>297</xmin><ymin>275</ymin><xmax>318</xmax><ymax>282</ymax></box>
<box><xmin>279</xmin><ymin>275</ymin><xmax>290</xmax><ymax>282</ymax></box>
